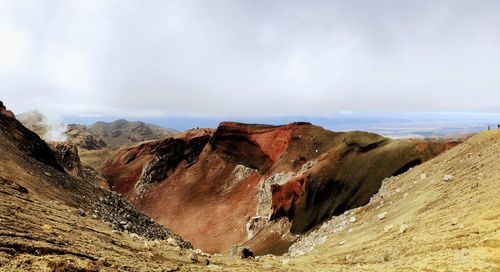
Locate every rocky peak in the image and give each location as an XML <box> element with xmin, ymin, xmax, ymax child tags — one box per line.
<box><xmin>47</xmin><ymin>141</ymin><xmax>84</xmax><ymax>178</ymax></box>
<box><xmin>0</xmin><ymin>100</ymin><xmax>15</xmax><ymax>119</ymax></box>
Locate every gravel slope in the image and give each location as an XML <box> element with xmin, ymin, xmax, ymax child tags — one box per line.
<box><xmin>0</xmin><ymin>130</ymin><xmax>498</xmax><ymax>271</ymax></box>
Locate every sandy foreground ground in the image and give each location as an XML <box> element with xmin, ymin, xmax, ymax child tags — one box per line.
<box><xmin>1</xmin><ymin>131</ymin><xmax>499</xmax><ymax>271</ymax></box>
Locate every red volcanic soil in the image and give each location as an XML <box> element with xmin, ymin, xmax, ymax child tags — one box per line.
<box><xmin>101</xmin><ymin>122</ymin><xmax>459</xmax><ymax>254</ymax></box>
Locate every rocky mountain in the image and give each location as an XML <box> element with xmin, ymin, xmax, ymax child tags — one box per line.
<box><xmin>16</xmin><ymin>110</ymin><xmax>177</xmax><ymax>149</ymax></box>
<box><xmin>1</xmin><ymin>102</ymin><xmax>498</xmax><ymax>271</ymax></box>
<box><xmin>65</xmin><ymin>124</ymin><xmax>109</xmax><ymax>150</ymax></box>
<box><xmin>47</xmin><ymin>141</ymin><xmax>85</xmax><ymax>178</ymax></box>
<box><xmin>100</xmin><ymin>122</ymin><xmax>458</xmax><ymax>254</ymax></box>
<box><xmin>86</xmin><ymin>119</ymin><xmax>177</xmax><ymax>148</ymax></box>
<box><xmin>0</xmin><ymin>110</ymin><xmax>190</xmax><ymax>255</ymax></box>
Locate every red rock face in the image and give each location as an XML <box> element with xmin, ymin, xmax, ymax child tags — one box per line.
<box><xmin>270</xmin><ymin>175</ymin><xmax>306</xmax><ymax>220</ymax></box>
<box><xmin>209</xmin><ymin>122</ymin><xmax>298</xmax><ymax>173</ymax></box>
<box><xmin>101</xmin><ymin>122</ymin><xmax>459</xmax><ymax>254</ymax></box>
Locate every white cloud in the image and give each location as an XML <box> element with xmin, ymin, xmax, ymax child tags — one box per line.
<box><xmin>0</xmin><ymin>0</ymin><xmax>499</xmax><ymax>118</ymax></box>
<box><xmin>0</xmin><ymin>26</ymin><xmax>32</xmax><ymax>73</ymax></box>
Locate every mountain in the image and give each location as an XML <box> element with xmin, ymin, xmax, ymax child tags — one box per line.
<box><xmin>0</xmin><ymin>110</ymin><xmax>190</xmax><ymax>255</ymax></box>
<box><xmin>1</xmin><ymin>102</ymin><xmax>498</xmax><ymax>271</ymax></box>
<box><xmin>86</xmin><ymin>119</ymin><xmax>177</xmax><ymax>148</ymax></box>
<box><xmin>100</xmin><ymin>122</ymin><xmax>458</xmax><ymax>254</ymax></box>
<box><xmin>16</xmin><ymin>110</ymin><xmax>177</xmax><ymax>149</ymax></box>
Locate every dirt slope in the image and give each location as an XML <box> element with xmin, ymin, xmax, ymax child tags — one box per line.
<box><xmin>0</xmin><ymin>180</ymin><xmax>278</xmax><ymax>272</ymax></box>
<box><xmin>0</xmin><ymin>114</ymin><xmax>187</xmax><ymax>246</ymax></box>
<box><xmin>1</xmin><ymin>127</ymin><xmax>497</xmax><ymax>271</ymax></box>
<box><xmin>283</xmin><ymin>130</ymin><xmax>500</xmax><ymax>271</ymax></box>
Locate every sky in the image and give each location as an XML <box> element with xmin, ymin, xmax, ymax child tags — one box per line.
<box><xmin>1</xmin><ymin>0</ymin><xmax>500</xmax><ymax>122</ymax></box>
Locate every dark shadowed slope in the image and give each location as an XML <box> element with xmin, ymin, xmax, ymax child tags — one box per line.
<box><xmin>0</xmin><ymin>113</ymin><xmax>188</xmax><ymax>246</ymax></box>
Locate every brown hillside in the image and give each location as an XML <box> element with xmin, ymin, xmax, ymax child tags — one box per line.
<box><xmin>1</xmin><ymin>109</ymin><xmax>498</xmax><ymax>271</ymax></box>
<box><xmin>101</xmin><ymin>122</ymin><xmax>456</xmax><ymax>254</ymax></box>
<box><xmin>0</xmin><ymin>114</ymin><xmax>188</xmax><ymax>246</ymax></box>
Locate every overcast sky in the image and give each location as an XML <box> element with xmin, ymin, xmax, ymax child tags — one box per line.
<box><xmin>1</xmin><ymin>0</ymin><xmax>499</xmax><ymax>119</ymax></box>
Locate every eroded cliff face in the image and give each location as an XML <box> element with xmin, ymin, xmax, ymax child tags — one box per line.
<box><xmin>47</xmin><ymin>141</ymin><xmax>84</xmax><ymax>178</ymax></box>
<box><xmin>0</xmin><ymin>111</ymin><xmax>63</xmax><ymax>172</ymax></box>
<box><xmin>101</xmin><ymin>122</ymin><xmax>458</xmax><ymax>254</ymax></box>
<box><xmin>270</xmin><ymin>134</ymin><xmax>457</xmax><ymax>234</ymax></box>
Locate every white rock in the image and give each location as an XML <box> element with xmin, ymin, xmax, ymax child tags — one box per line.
<box><xmin>167</xmin><ymin>237</ymin><xmax>178</xmax><ymax>247</ymax></box>
<box><xmin>377</xmin><ymin>212</ymin><xmax>387</xmax><ymax>220</ymax></box>
<box><xmin>188</xmin><ymin>252</ymin><xmax>198</xmax><ymax>262</ymax></box>
<box><xmin>349</xmin><ymin>216</ymin><xmax>356</xmax><ymax>223</ymax></box>
<box><xmin>399</xmin><ymin>224</ymin><xmax>410</xmax><ymax>233</ymax></box>
<box><xmin>339</xmin><ymin>240</ymin><xmax>346</xmax><ymax>245</ymax></box>
<box><xmin>443</xmin><ymin>174</ymin><xmax>454</xmax><ymax>181</ymax></box>
<box><xmin>420</xmin><ymin>173</ymin><xmax>427</xmax><ymax>179</ymax></box>
<box><xmin>384</xmin><ymin>224</ymin><xmax>394</xmax><ymax>232</ymax></box>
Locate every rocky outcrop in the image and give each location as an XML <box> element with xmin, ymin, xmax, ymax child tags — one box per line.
<box><xmin>135</xmin><ymin>134</ymin><xmax>211</xmax><ymax>193</ymax></box>
<box><xmin>0</xmin><ymin>100</ymin><xmax>15</xmax><ymax>119</ymax></box>
<box><xmin>47</xmin><ymin>142</ymin><xmax>84</xmax><ymax>178</ymax></box>
<box><xmin>66</xmin><ymin>124</ymin><xmax>108</xmax><ymax>150</ymax></box>
<box><xmin>101</xmin><ymin>122</ymin><xmax>458</xmax><ymax>254</ymax></box>
<box><xmin>88</xmin><ymin>119</ymin><xmax>177</xmax><ymax>148</ymax></box>
<box><xmin>270</xmin><ymin>175</ymin><xmax>306</xmax><ymax>221</ymax></box>
<box><xmin>0</xmin><ymin>112</ymin><xmax>63</xmax><ymax>172</ymax></box>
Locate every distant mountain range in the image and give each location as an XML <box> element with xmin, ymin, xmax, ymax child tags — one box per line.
<box><xmin>66</xmin><ymin>112</ymin><xmax>500</xmax><ymax>138</ymax></box>
<box><xmin>17</xmin><ymin>110</ymin><xmax>177</xmax><ymax>149</ymax></box>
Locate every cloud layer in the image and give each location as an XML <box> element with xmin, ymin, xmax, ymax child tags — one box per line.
<box><xmin>1</xmin><ymin>0</ymin><xmax>499</xmax><ymax>117</ymax></box>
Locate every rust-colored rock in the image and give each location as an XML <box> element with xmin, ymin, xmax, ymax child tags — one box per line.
<box><xmin>101</xmin><ymin>122</ymin><xmax>459</xmax><ymax>254</ymax></box>
<box><xmin>273</xmin><ymin>132</ymin><xmax>457</xmax><ymax>234</ymax></box>
<box><xmin>270</xmin><ymin>175</ymin><xmax>306</xmax><ymax>220</ymax></box>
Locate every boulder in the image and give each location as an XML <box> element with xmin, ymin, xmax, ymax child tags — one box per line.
<box><xmin>47</xmin><ymin>141</ymin><xmax>85</xmax><ymax>178</ymax></box>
